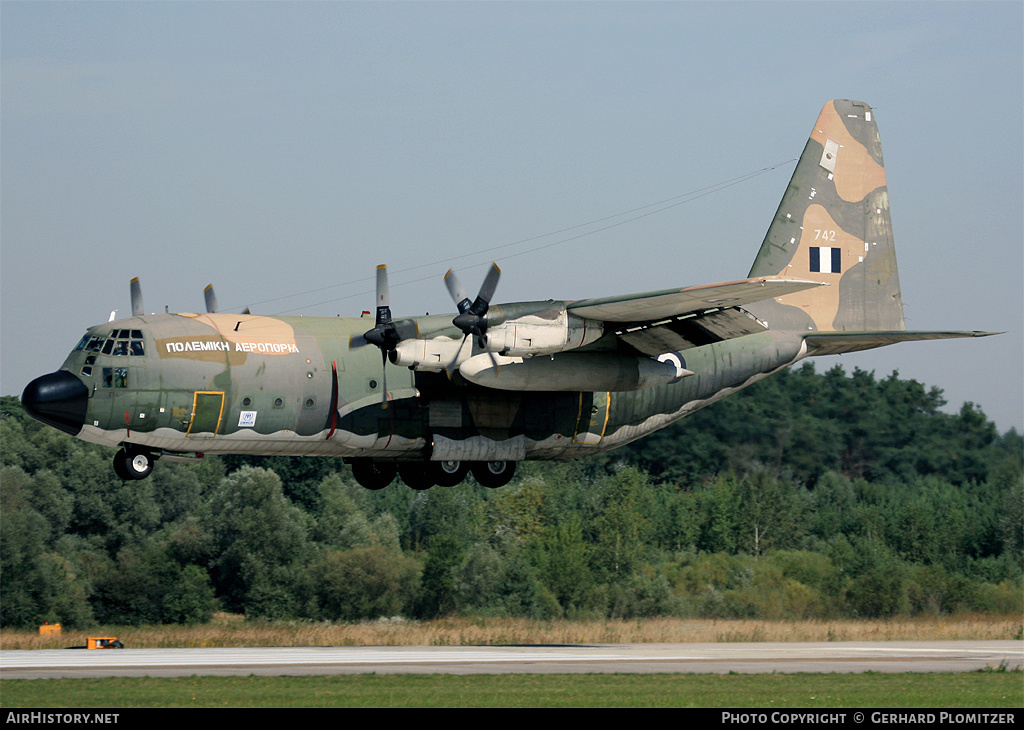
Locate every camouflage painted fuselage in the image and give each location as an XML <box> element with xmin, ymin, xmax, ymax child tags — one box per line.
<box><xmin>60</xmin><ymin>311</ymin><xmax>806</xmax><ymax>462</ymax></box>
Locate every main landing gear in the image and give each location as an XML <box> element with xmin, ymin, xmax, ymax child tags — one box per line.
<box><xmin>348</xmin><ymin>458</ymin><xmax>516</xmax><ymax>490</ymax></box>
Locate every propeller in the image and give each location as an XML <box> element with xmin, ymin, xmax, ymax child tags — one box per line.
<box><xmin>204</xmin><ymin>284</ymin><xmax>219</xmax><ymax>314</ymax></box>
<box><xmin>361</xmin><ymin>265</ymin><xmax>400</xmax><ymax>405</ymax></box>
<box><xmin>204</xmin><ymin>283</ymin><xmax>252</xmax><ymax>314</ymax></box>
<box><xmin>445</xmin><ymin>263</ymin><xmax>502</xmax><ymax>371</ymax></box>
<box><xmin>130</xmin><ymin>277</ymin><xmax>144</xmax><ymax>317</ymax></box>
<box><xmin>124</xmin><ymin>278</ymin><xmax>249</xmax><ymax>319</ymax></box>
<box><xmin>445</xmin><ymin>263</ymin><xmax>500</xmax><ymax>350</ymax></box>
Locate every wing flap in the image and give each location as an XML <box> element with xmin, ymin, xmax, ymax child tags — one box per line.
<box><xmin>567</xmin><ymin>277</ymin><xmax>826</xmax><ymax>322</ymax></box>
<box><xmin>616</xmin><ymin>307</ymin><xmax>768</xmax><ymax>356</ymax></box>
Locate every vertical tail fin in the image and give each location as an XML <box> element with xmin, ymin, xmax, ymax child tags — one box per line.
<box><xmin>746</xmin><ymin>100</ymin><xmax>904</xmax><ymax>332</ymax></box>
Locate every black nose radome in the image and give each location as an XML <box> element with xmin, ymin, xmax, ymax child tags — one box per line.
<box><xmin>22</xmin><ymin>370</ymin><xmax>89</xmax><ymax>436</ymax></box>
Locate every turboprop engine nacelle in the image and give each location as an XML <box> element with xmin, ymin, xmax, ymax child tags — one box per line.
<box><xmin>390</xmin><ymin>305</ymin><xmax>604</xmax><ymax>371</ymax></box>
<box><xmin>459</xmin><ymin>352</ymin><xmax>693</xmax><ymax>392</ymax></box>
<box><xmin>492</xmin><ymin>308</ymin><xmax>603</xmax><ymax>357</ymax></box>
<box><xmin>390</xmin><ymin>336</ymin><xmax>468</xmax><ymax>371</ymax></box>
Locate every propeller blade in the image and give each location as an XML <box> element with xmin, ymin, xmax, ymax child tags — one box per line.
<box><xmin>473</xmin><ymin>263</ymin><xmax>501</xmax><ymax>315</ymax></box>
<box><xmin>444</xmin><ymin>269</ymin><xmax>472</xmax><ymax>314</ymax></box>
<box><xmin>362</xmin><ymin>264</ymin><xmax>400</xmax><ymax>406</ymax></box>
<box><xmin>486</xmin><ymin>345</ymin><xmax>501</xmax><ymax>373</ymax></box>
<box><xmin>204</xmin><ymin>284</ymin><xmax>219</xmax><ymax>314</ymax></box>
<box><xmin>445</xmin><ymin>334</ymin><xmax>474</xmax><ymax>377</ymax></box>
<box><xmin>374</xmin><ymin>264</ymin><xmax>390</xmax><ymax>325</ymax></box>
<box><xmin>130</xmin><ymin>278</ymin><xmax>144</xmax><ymax>317</ymax></box>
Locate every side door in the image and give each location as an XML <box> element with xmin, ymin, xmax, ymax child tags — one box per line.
<box><xmin>573</xmin><ymin>391</ymin><xmax>610</xmax><ymax>445</ymax></box>
<box><xmin>186</xmin><ymin>391</ymin><xmax>225</xmax><ymax>438</ymax></box>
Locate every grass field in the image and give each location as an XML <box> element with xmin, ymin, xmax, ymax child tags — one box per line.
<box><xmin>2</xmin><ymin>672</ymin><xmax>1022</xmax><ymax>708</ymax></box>
<box><xmin>2</xmin><ymin>614</ymin><xmax>1020</xmax><ymax>650</ymax></box>
<box><xmin>3</xmin><ymin>616</ymin><xmax>1020</xmax><ymax>708</ymax></box>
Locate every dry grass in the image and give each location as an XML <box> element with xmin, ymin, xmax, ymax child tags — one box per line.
<box><xmin>2</xmin><ymin>613</ymin><xmax>1021</xmax><ymax>651</ymax></box>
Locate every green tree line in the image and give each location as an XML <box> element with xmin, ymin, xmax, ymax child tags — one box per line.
<box><xmin>1</xmin><ymin>363</ymin><xmax>1020</xmax><ymax>627</ymax></box>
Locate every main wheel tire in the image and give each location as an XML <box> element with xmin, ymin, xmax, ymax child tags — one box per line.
<box><xmin>350</xmin><ymin>459</ymin><xmax>397</xmax><ymax>490</ymax></box>
<box><xmin>471</xmin><ymin>460</ymin><xmax>516</xmax><ymax>488</ymax></box>
<box><xmin>114</xmin><ymin>448</ymin><xmax>154</xmax><ymax>480</ymax></box>
<box><xmin>431</xmin><ymin>460</ymin><xmax>469</xmax><ymax>487</ymax></box>
<box><xmin>399</xmin><ymin>462</ymin><xmax>436</xmax><ymax>490</ymax></box>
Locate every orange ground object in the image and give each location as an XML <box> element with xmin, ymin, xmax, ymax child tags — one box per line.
<box><xmin>86</xmin><ymin>637</ymin><xmax>123</xmax><ymax>649</ymax></box>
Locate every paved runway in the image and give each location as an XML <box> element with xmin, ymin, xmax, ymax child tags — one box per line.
<box><xmin>2</xmin><ymin>641</ymin><xmax>1021</xmax><ymax>679</ymax></box>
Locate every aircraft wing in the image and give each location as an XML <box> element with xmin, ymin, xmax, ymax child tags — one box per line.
<box><xmin>567</xmin><ymin>277</ymin><xmax>825</xmax><ymax>357</ymax></box>
<box><xmin>567</xmin><ymin>277</ymin><xmax>825</xmax><ymax>322</ymax></box>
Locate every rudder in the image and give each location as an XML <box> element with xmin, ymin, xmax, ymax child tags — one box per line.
<box><xmin>746</xmin><ymin>100</ymin><xmax>904</xmax><ymax>333</ymax></box>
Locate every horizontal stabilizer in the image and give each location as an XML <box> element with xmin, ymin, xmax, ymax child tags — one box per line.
<box><xmin>568</xmin><ymin>277</ymin><xmax>825</xmax><ymax>323</ymax></box>
<box><xmin>803</xmin><ymin>330</ymin><xmax>999</xmax><ymax>356</ymax></box>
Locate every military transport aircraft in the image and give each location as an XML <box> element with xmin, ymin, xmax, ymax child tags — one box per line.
<box><xmin>22</xmin><ymin>100</ymin><xmax>994</xmax><ymax>490</ymax></box>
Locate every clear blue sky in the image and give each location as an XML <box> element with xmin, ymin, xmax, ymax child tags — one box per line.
<box><xmin>2</xmin><ymin>1</ymin><xmax>1021</xmax><ymax>432</ymax></box>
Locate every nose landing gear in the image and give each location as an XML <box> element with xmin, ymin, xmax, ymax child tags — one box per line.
<box><xmin>113</xmin><ymin>447</ymin><xmax>155</xmax><ymax>480</ymax></box>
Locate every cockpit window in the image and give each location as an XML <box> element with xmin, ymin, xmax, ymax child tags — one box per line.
<box><xmin>77</xmin><ymin>330</ymin><xmax>146</xmax><ymax>358</ymax></box>
<box><xmin>80</xmin><ymin>355</ymin><xmax>96</xmax><ymax>378</ymax></box>
<box><xmin>80</xmin><ymin>336</ymin><xmax>107</xmax><ymax>353</ymax></box>
<box><xmin>97</xmin><ymin>330</ymin><xmax>146</xmax><ymax>357</ymax></box>
<box><xmin>102</xmin><ymin>367</ymin><xmax>128</xmax><ymax>389</ymax></box>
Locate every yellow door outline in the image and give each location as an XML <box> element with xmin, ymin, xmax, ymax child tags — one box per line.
<box><xmin>573</xmin><ymin>392</ymin><xmax>610</xmax><ymax>445</ymax></box>
<box><xmin>186</xmin><ymin>391</ymin><xmax>225</xmax><ymax>438</ymax></box>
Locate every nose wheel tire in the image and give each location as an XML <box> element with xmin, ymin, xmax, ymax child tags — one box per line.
<box><xmin>114</xmin><ymin>448</ymin><xmax>154</xmax><ymax>480</ymax></box>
